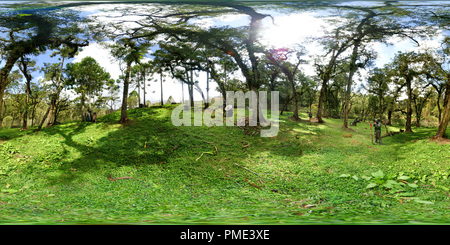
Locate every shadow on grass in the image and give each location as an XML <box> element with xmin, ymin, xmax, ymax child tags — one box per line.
<box><xmin>12</xmin><ymin>107</ymin><xmax>447</xmax><ymax>187</ymax></box>
<box><xmin>35</xmin><ymin>107</ymin><xmax>178</xmax><ymax>185</ymax></box>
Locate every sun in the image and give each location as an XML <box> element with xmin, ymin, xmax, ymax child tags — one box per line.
<box><xmin>260</xmin><ymin>12</ymin><xmax>327</xmax><ymax>48</ymax></box>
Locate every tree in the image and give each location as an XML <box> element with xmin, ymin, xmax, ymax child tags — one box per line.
<box><xmin>17</xmin><ymin>56</ymin><xmax>38</xmax><ymax>129</ymax></box>
<box><xmin>412</xmin><ymin>83</ymin><xmax>433</xmax><ymax>127</ymax></box>
<box><xmin>130</xmin><ymin>61</ymin><xmax>153</xmax><ymax>107</ymax></box>
<box><xmin>2</xmin><ymin>70</ymin><xmax>23</xmax><ymax>128</ymax></box>
<box><xmin>311</xmin><ymin>2</ymin><xmax>430</xmax><ymax>126</ymax></box>
<box><xmin>0</xmin><ymin>7</ymin><xmax>89</xmax><ymax>126</ymax></box>
<box><xmin>128</xmin><ymin>90</ymin><xmax>139</xmax><ymax>109</ymax></box>
<box><xmin>153</xmin><ymin>38</ymin><xmax>208</xmax><ymax>108</ymax></box>
<box><xmin>105</xmin><ymin>79</ymin><xmax>120</xmax><ymax>112</ymax></box>
<box><xmin>66</xmin><ymin>56</ymin><xmax>111</xmax><ymax>121</ymax></box>
<box><xmin>314</xmin><ymin>28</ymin><xmax>354</xmax><ymax>123</ymax></box>
<box><xmin>108</xmin><ymin>39</ymin><xmax>150</xmax><ymax>123</ymax></box>
<box><xmin>129</xmin><ymin>3</ymin><xmax>274</xmax><ymax>124</ymax></box>
<box><xmin>386</xmin><ymin>51</ymin><xmax>426</xmax><ymax>133</ymax></box>
<box><xmin>265</xmin><ymin>47</ymin><xmax>306</xmax><ymax>120</ymax></box>
<box><xmin>418</xmin><ymin>41</ymin><xmax>450</xmax><ymax>138</ymax></box>
<box><xmin>39</xmin><ymin>44</ymin><xmax>82</xmax><ymax>128</ymax></box>
<box><xmin>366</xmin><ymin>67</ymin><xmax>390</xmax><ymax>121</ymax></box>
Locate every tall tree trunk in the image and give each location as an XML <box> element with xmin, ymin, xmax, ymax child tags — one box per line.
<box><xmin>0</xmin><ymin>59</ymin><xmax>17</xmax><ymax>128</ymax></box>
<box><xmin>0</xmin><ymin>92</ymin><xmax>4</xmax><ymax>129</ymax></box>
<box><xmin>317</xmin><ymin>79</ymin><xmax>327</xmax><ymax>123</ymax></box>
<box><xmin>143</xmin><ymin>72</ymin><xmax>146</xmax><ymax>106</ymax></box>
<box><xmin>0</xmin><ymin>94</ymin><xmax>3</xmax><ymax>130</ymax></box>
<box><xmin>289</xmin><ymin>76</ymin><xmax>299</xmax><ymax>120</ymax></box>
<box><xmin>405</xmin><ymin>77</ymin><xmax>413</xmax><ymax>133</ymax></box>
<box><xmin>189</xmin><ymin>70</ymin><xmax>194</xmax><ymax>107</ymax></box>
<box><xmin>81</xmin><ymin>92</ymin><xmax>86</xmax><ymax>122</ymax></box>
<box><xmin>344</xmin><ymin>38</ymin><xmax>363</xmax><ymax>128</ymax></box>
<box><xmin>437</xmin><ymin>94</ymin><xmax>442</xmax><ymax>122</ymax></box>
<box><xmin>205</xmin><ymin>71</ymin><xmax>210</xmax><ymax>109</ymax></box>
<box><xmin>435</xmin><ymin>83</ymin><xmax>450</xmax><ymax>138</ymax></box>
<box><xmin>160</xmin><ymin>72</ymin><xmax>164</xmax><ymax>106</ymax></box>
<box><xmin>22</xmin><ymin>84</ymin><xmax>30</xmax><ymax>129</ymax></box>
<box><xmin>413</xmin><ymin>95</ymin><xmax>421</xmax><ymax>128</ymax></box>
<box><xmin>18</xmin><ymin>58</ymin><xmax>33</xmax><ymax>130</ymax></box>
<box><xmin>47</xmin><ymin>56</ymin><xmax>65</xmax><ymax>125</ymax></box>
<box><xmin>119</xmin><ymin>62</ymin><xmax>132</xmax><ymax>123</ymax></box>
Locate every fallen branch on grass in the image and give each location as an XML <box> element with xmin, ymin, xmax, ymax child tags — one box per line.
<box><xmin>195</xmin><ymin>151</ymin><xmax>215</xmax><ymax>161</ymax></box>
<box><xmin>195</xmin><ymin>141</ymin><xmax>219</xmax><ymax>161</ymax></box>
<box><xmin>233</xmin><ymin>163</ymin><xmax>268</xmax><ymax>183</ymax></box>
<box><xmin>245</xmin><ymin>176</ymin><xmax>263</xmax><ymax>189</ymax></box>
<box><xmin>203</xmin><ymin>140</ymin><xmax>218</xmax><ymax>154</ymax></box>
<box><xmin>108</xmin><ymin>175</ymin><xmax>134</xmax><ymax>181</ymax></box>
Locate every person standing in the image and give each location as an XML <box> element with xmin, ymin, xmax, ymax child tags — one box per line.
<box><xmin>374</xmin><ymin>119</ymin><xmax>382</xmax><ymax>145</ymax></box>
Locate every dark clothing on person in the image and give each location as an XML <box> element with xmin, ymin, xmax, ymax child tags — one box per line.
<box><xmin>374</xmin><ymin>121</ymin><xmax>382</xmax><ymax>145</ymax></box>
<box><xmin>86</xmin><ymin>112</ymin><xmax>91</xmax><ymax>122</ymax></box>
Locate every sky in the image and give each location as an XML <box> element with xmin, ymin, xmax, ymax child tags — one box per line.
<box><xmin>2</xmin><ymin>1</ymin><xmax>447</xmax><ymax>109</ymax></box>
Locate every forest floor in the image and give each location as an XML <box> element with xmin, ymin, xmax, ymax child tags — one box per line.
<box><xmin>0</xmin><ymin>105</ymin><xmax>449</xmax><ymax>224</ymax></box>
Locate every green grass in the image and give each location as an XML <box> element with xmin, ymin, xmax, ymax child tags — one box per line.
<box><xmin>0</xmin><ymin>105</ymin><xmax>449</xmax><ymax>224</ymax></box>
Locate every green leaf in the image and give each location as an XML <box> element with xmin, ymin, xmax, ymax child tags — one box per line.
<box><xmin>1</xmin><ymin>189</ymin><xmax>18</xmax><ymax>194</ymax></box>
<box><xmin>371</xmin><ymin>170</ymin><xmax>384</xmax><ymax>179</ymax></box>
<box><xmin>396</xmin><ymin>192</ymin><xmax>415</xmax><ymax>197</ymax></box>
<box><xmin>413</xmin><ymin>199</ymin><xmax>434</xmax><ymax>205</ymax></box>
<box><xmin>437</xmin><ymin>185</ymin><xmax>450</xmax><ymax>192</ymax></box>
<box><xmin>339</xmin><ymin>174</ymin><xmax>350</xmax><ymax>178</ymax></box>
<box><xmin>407</xmin><ymin>183</ymin><xmax>418</xmax><ymax>188</ymax></box>
<box><xmin>383</xmin><ymin>180</ymin><xmax>399</xmax><ymax>189</ymax></box>
<box><xmin>352</xmin><ymin>175</ymin><xmax>359</xmax><ymax>181</ymax></box>
<box><xmin>366</xmin><ymin>183</ymin><xmax>378</xmax><ymax>189</ymax></box>
<box><xmin>361</xmin><ymin>175</ymin><xmax>372</xmax><ymax>181</ymax></box>
<box><xmin>398</xmin><ymin>175</ymin><xmax>410</xmax><ymax>180</ymax></box>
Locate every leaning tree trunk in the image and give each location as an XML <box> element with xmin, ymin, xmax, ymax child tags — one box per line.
<box><xmin>53</xmin><ymin>100</ymin><xmax>61</xmax><ymax>125</ymax></box>
<box><xmin>280</xmin><ymin>95</ymin><xmax>292</xmax><ymax>115</ymax></box>
<box><xmin>34</xmin><ymin>105</ymin><xmax>51</xmax><ymax>132</ymax></box>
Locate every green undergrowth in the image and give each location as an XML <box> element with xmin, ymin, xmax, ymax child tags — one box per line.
<box><xmin>0</xmin><ymin>105</ymin><xmax>449</xmax><ymax>224</ymax></box>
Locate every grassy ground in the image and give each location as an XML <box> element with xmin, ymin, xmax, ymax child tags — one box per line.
<box><xmin>0</xmin><ymin>105</ymin><xmax>449</xmax><ymax>224</ymax></box>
